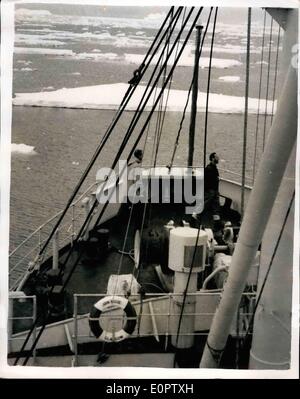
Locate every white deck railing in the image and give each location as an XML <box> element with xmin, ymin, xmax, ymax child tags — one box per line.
<box><xmin>9</xmin><ymin>182</ymin><xmax>99</xmax><ymax>291</ymax></box>
<box><xmin>9</xmin><ymin>169</ymin><xmax>254</xmax><ymax>292</ymax></box>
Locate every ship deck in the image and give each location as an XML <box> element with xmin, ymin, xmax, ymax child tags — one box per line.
<box><xmin>10</xmin><ymin>200</ymin><xmax>246</xmax><ymax>368</ymax></box>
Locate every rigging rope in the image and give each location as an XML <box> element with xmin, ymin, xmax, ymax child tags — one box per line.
<box><xmin>150</xmin><ymin>43</ymin><xmax>168</xmax><ymax>164</ymax></box>
<box><xmin>169</xmin><ymin>7</ymin><xmax>214</xmax><ymax>168</ymax></box>
<box><xmin>241</xmin><ymin>8</ymin><xmax>252</xmax><ymax>218</ymax></box>
<box><xmin>240</xmin><ymin>191</ymin><xmax>295</xmax><ymax>357</ymax></box>
<box><xmin>153</xmin><ymin>9</ymin><xmax>174</xmax><ymax>163</ymax></box>
<box><xmin>252</xmin><ymin>10</ymin><xmax>267</xmax><ymax>181</ymax></box>
<box><xmin>262</xmin><ymin>16</ymin><xmax>274</xmax><ymax>151</ymax></box>
<box><xmin>271</xmin><ymin>25</ymin><xmax>281</xmax><ymax>125</ymax></box>
<box><xmin>93</xmin><ymin>7</ymin><xmax>201</xmax><ymax>229</ymax></box>
<box><xmin>143</xmin><ymin>9</ymin><xmax>181</xmax><ymax>161</ymax></box>
<box><xmin>59</xmin><ymin>6</ymin><xmax>186</xmax><ymax>293</ymax></box>
<box><xmin>118</xmin><ymin>10</ymin><xmax>176</xmax><ymax>295</ymax></box>
<box><xmin>16</xmin><ymin>7</ymin><xmax>203</xmax><ymax>365</ymax></box>
<box><xmin>139</xmin><ymin>9</ymin><xmax>184</xmax><ymax>276</ymax></box>
<box><xmin>140</xmin><ymin>8</ymin><xmax>185</xmax><ymax>273</ymax></box>
<box><xmin>36</xmin><ymin>7</ymin><xmax>177</xmax><ymax>260</ymax></box>
<box><xmin>14</xmin><ymin>7</ymin><xmax>183</xmax><ymax>365</ymax></box>
<box><xmin>52</xmin><ymin>7</ymin><xmax>183</xmax><ymax>287</ymax></box>
<box><xmin>172</xmin><ymin>8</ymin><xmax>216</xmax><ymax>368</ymax></box>
<box><xmin>203</xmin><ymin>7</ymin><xmax>218</xmax><ymax>168</ymax></box>
<box><xmin>134</xmin><ymin>9</ymin><xmax>183</xmax><ymax>286</ymax></box>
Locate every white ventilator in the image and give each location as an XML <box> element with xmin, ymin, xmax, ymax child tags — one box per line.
<box><xmin>168</xmin><ymin>227</ymin><xmax>207</xmax><ymax>348</ymax></box>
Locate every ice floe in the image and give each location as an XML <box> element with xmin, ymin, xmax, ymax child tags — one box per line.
<box><xmin>15</xmin><ymin>33</ymin><xmax>66</xmax><ymax>47</ymax></box>
<box><xmin>15</xmin><ymin>7</ymin><xmax>266</xmax><ymax>39</ymax></box>
<box><xmin>124</xmin><ymin>52</ymin><xmax>242</xmax><ymax>69</ymax></box>
<box><xmin>11</xmin><ymin>143</ymin><xmax>36</xmax><ymax>154</ymax></box>
<box><xmin>20</xmin><ymin>67</ymin><xmax>36</xmax><ymax>72</ymax></box>
<box><xmin>17</xmin><ymin>60</ymin><xmax>32</xmax><ymax>65</ymax></box>
<box><xmin>16</xmin><ymin>8</ymin><xmax>52</xmax><ymax>17</ymax></box>
<box><xmin>15</xmin><ymin>29</ymin><xmax>152</xmax><ymax>49</ymax></box>
<box><xmin>14</xmin><ymin>47</ymin><xmax>75</xmax><ymax>56</ymax></box>
<box><xmin>202</xmin><ymin>44</ymin><xmax>261</xmax><ymax>54</ymax></box>
<box><xmin>218</xmin><ymin>76</ymin><xmax>241</xmax><ymax>82</ymax></box>
<box><xmin>74</xmin><ymin>52</ymin><xmax>118</xmax><ymax>61</ymax></box>
<box><xmin>13</xmin><ymin>82</ymin><xmax>276</xmax><ymax>115</ymax></box>
<box><xmin>15</xmin><ymin>8</ymin><xmax>170</xmax><ymax>30</ymax></box>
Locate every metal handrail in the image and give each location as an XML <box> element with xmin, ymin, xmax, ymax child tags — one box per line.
<box><xmin>219</xmin><ymin>167</ymin><xmax>254</xmax><ymax>186</ymax></box>
<box><xmin>9</xmin><ymin>182</ymin><xmax>99</xmax><ymax>290</ymax></box>
<box><xmin>8</xmin><ymin>295</ymin><xmax>37</xmax><ymax>363</ymax></box>
<box><xmin>9</xmin><ymin>182</ymin><xmax>98</xmax><ymax>258</ymax></box>
<box><xmin>73</xmin><ymin>291</ymin><xmax>256</xmax><ymax>298</ymax></box>
<box><xmin>72</xmin><ymin>291</ymin><xmax>255</xmax><ymax>365</ymax></box>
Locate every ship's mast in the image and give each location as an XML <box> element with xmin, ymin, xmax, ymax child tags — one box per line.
<box><xmin>188</xmin><ymin>25</ymin><xmax>203</xmax><ymax>167</ymax></box>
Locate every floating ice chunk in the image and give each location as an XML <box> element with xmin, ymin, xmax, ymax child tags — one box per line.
<box><xmin>145</xmin><ymin>13</ymin><xmax>167</xmax><ymax>21</ymax></box>
<box><xmin>15</xmin><ymin>8</ymin><xmax>52</xmax><ymax>16</ymax></box>
<box><xmin>218</xmin><ymin>76</ymin><xmax>240</xmax><ymax>82</ymax></box>
<box><xmin>13</xmin><ymin>83</ymin><xmax>276</xmax><ymax>115</ymax></box>
<box><xmin>17</xmin><ymin>60</ymin><xmax>32</xmax><ymax>65</ymax></box>
<box><xmin>14</xmin><ymin>47</ymin><xmax>75</xmax><ymax>56</ymax></box>
<box><xmin>11</xmin><ymin>143</ymin><xmax>36</xmax><ymax>154</ymax></box>
<box><xmin>74</xmin><ymin>52</ymin><xmax>118</xmax><ymax>61</ymax></box>
<box><xmin>20</xmin><ymin>67</ymin><xmax>36</xmax><ymax>71</ymax></box>
<box><xmin>15</xmin><ymin>34</ymin><xmax>65</xmax><ymax>46</ymax></box>
<box><xmin>202</xmin><ymin>45</ymin><xmax>260</xmax><ymax>54</ymax></box>
<box><xmin>124</xmin><ymin>52</ymin><xmax>242</xmax><ymax>69</ymax></box>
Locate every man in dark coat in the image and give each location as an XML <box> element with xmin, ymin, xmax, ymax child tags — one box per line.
<box><xmin>204</xmin><ymin>152</ymin><xmax>220</xmax><ymax>221</ymax></box>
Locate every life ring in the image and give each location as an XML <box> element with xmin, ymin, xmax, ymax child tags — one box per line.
<box><xmin>88</xmin><ymin>296</ymin><xmax>137</xmax><ymax>342</ymax></box>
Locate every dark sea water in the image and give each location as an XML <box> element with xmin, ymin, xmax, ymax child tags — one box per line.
<box><xmin>10</xmin><ymin>6</ymin><xmax>282</xmax><ymax>264</ymax></box>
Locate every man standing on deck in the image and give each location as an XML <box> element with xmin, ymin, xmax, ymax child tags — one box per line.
<box><xmin>204</xmin><ymin>152</ymin><xmax>220</xmax><ymax>222</ymax></box>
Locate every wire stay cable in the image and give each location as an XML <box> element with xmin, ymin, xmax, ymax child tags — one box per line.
<box><xmin>252</xmin><ymin>10</ymin><xmax>267</xmax><ymax>180</ymax></box>
<box><xmin>36</xmin><ymin>7</ymin><xmax>177</xmax><ymax>260</ymax></box>
<box><xmin>14</xmin><ymin>7</ymin><xmax>183</xmax><ymax>365</ymax></box>
<box><xmin>169</xmin><ymin>7</ymin><xmax>213</xmax><ymax>168</ymax></box>
<box><xmin>16</xmin><ymin>7</ymin><xmax>203</xmax><ymax>365</ymax></box>
<box><xmin>203</xmin><ymin>7</ymin><xmax>218</xmax><ymax>168</ymax></box>
<box><xmin>262</xmin><ymin>16</ymin><xmax>273</xmax><ymax>151</ymax></box>
<box><xmin>241</xmin><ymin>8</ymin><xmax>252</xmax><ymax>218</ymax></box>
<box><xmin>270</xmin><ymin>24</ymin><xmax>281</xmax><ymax>125</ymax></box>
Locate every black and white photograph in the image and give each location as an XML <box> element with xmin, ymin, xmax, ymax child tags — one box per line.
<box><xmin>0</xmin><ymin>0</ymin><xmax>299</xmax><ymax>379</ymax></box>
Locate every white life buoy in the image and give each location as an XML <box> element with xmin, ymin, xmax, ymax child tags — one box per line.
<box><xmin>88</xmin><ymin>296</ymin><xmax>137</xmax><ymax>342</ymax></box>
